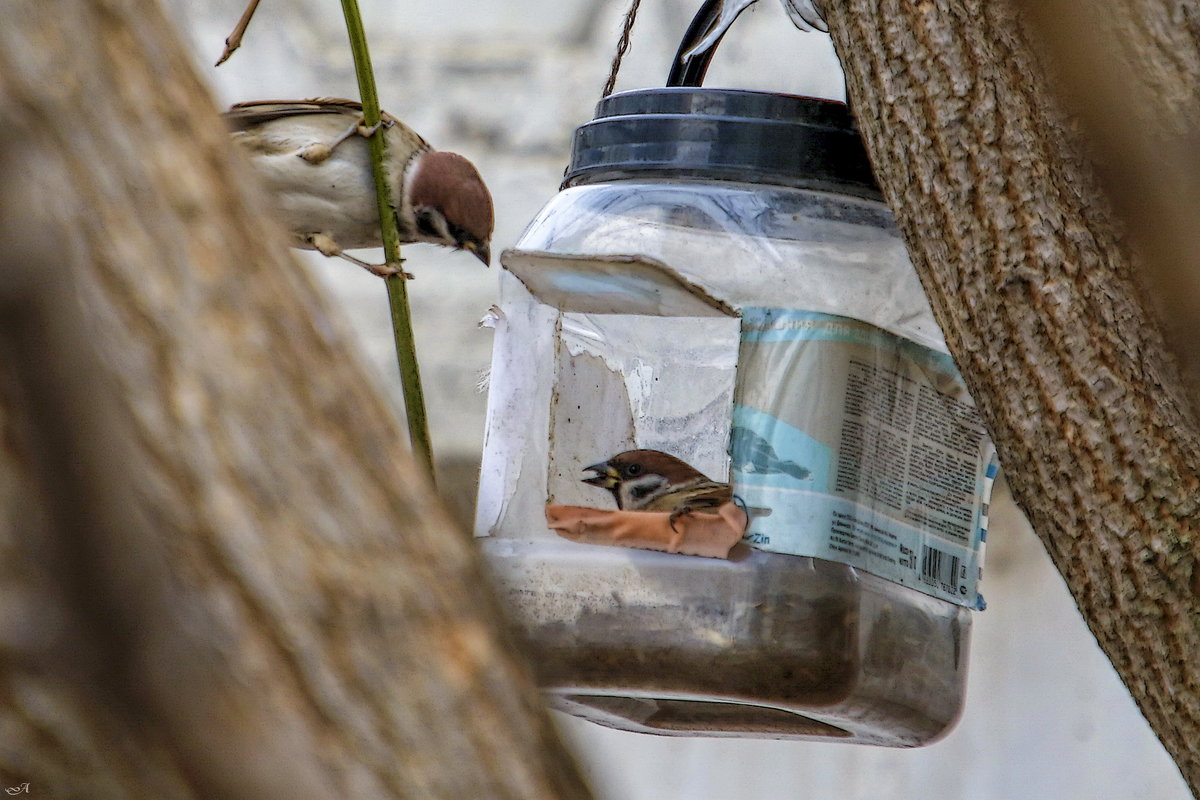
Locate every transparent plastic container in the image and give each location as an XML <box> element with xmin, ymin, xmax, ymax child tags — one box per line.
<box><xmin>476</xmin><ymin>88</ymin><xmax>977</xmax><ymax>745</ymax></box>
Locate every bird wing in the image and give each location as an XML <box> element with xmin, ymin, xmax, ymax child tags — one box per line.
<box><xmin>224</xmin><ymin>98</ymin><xmax>428</xmax><ymax>167</ymax></box>
<box><xmin>222</xmin><ymin>98</ymin><xmax>399</xmax><ymax>132</ymax></box>
<box><xmin>641</xmin><ymin>479</ymin><xmax>732</xmax><ymax>513</ymax></box>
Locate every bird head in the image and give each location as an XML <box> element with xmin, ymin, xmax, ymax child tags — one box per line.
<box><xmin>582</xmin><ymin>449</ymin><xmax>708</xmax><ymax>511</ymax></box>
<box><xmin>408</xmin><ymin>150</ymin><xmax>493</xmax><ymax>265</ymax></box>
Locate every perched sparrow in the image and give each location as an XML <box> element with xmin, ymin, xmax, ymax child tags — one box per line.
<box><xmin>730</xmin><ymin>426</ymin><xmax>811</xmax><ymax>480</ymax></box>
<box><xmin>225</xmin><ymin>98</ymin><xmax>493</xmax><ymax>277</ymax></box>
<box><xmin>582</xmin><ymin>449</ymin><xmax>732</xmax><ymax>524</ymax></box>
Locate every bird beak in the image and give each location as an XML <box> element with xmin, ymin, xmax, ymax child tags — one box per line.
<box><xmin>582</xmin><ymin>462</ymin><xmax>619</xmax><ymax>489</ymax></box>
<box><xmin>463</xmin><ymin>241</ymin><xmax>490</xmax><ymax>266</ymax></box>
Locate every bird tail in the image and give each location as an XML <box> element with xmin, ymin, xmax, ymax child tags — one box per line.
<box><xmin>781</xmin><ymin>461</ymin><xmax>811</xmax><ymax>480</ymax></box>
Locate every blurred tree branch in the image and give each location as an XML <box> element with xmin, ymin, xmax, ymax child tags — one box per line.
<box><xmin>1011</xmin><ymin>0</ymin><xmax>1200</xmax><ymax>405</ymax></box>
<box><xmin>0</xmin><ymin>1</ymin><xmax>591</xmax><ymax>797</ymax></box>
<box><xmin>824</xmin><ymin>0</ymin><xmax>1200</xmax><ymax>793</ymax></box>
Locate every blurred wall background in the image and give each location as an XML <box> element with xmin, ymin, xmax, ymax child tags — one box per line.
<box><xmin>162</xmin><ymin>2</ymin><xmax>1189</xmax><ymax>797</ymax></box>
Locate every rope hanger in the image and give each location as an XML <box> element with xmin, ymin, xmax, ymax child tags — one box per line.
<box><xmin>603</xmin><ymin>0</ymin><xmax>644</xmax><ymax>97</ymax></box>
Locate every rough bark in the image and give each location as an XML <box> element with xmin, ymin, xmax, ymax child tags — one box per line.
<box><xmin>0</xmin><ymin>2</ymin><xmax>591</xmax><ymax>798</ymax></box>
<box><xmin>824</xmin><ymin>0</ymin><xmax>1200</xmax><ymax>793</ymax></box>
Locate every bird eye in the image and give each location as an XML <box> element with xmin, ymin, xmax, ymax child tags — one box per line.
<box><xmin>624</xmin><ymin>464</ymin><xmax>642</xmax><ymax>477</ymax></box>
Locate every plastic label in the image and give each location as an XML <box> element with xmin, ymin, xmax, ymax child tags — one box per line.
<box><xmin>732</xmin><ymin>308</ymin><xmax>997</xmax><ymax>609</ymax></box>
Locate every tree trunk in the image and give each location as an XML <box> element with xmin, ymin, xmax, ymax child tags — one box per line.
<box><xmin>0</xmin><ymin>1</ymin><xmax>591</xmax><ymax>798</ymax></box>
<box><xmin>824</xmin><ymin>0</ymin><xmax>1200</xmax><ymax>793</ymax></box>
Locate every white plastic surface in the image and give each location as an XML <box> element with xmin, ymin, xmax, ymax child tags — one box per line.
<box><xmin>514</xmin><ymin>181</ymin><xmax>948</xmax><ymax>349</ymax></box>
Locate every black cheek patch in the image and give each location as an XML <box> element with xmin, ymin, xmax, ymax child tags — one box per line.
<box><xmin>415</xmin><ymin>207</ymin><xmax>441</xmax><ymax>238</ymax></box>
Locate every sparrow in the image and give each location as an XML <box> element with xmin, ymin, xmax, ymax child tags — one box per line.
<box><xmin>582</xmin><ymin>449</ymin><xmax>732</xmax><ymax>525</ymax></box>
<box><xmin>730</xmin><ymin>426</ymin><xmax>811</xmax><ymax>480</ymax></box>
<box><xmin>224</xmin><ymin>98</ymin><xmax>493</xmax><ymax>277</ymax></box>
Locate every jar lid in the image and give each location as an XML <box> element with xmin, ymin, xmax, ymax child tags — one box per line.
<box><xmin>564</xmin><ymin>87</ymin><xmax>882</xmax><ymax>201</ymax></box>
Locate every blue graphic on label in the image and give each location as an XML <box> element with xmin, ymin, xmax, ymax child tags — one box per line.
<box><xmin>732</xmin><ymin>308</ymin><xmax>997</xmax><ymax>609</ymax></box>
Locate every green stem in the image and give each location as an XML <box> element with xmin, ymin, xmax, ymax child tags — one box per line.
<box><xmin>339</xmin><ymin>0</ymin><xmax>435</xmax><ymax>483</ymax></box>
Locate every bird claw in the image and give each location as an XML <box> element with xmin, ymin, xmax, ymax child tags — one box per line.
<box><xmin>298</xmin><ymin>142</ymin><xmax>334</xmax><ymax>164</ymax></box>
<box><xmin>355</xmin><ymin>120</ymin><xmax>385</xmax><ymax>138</ymax></box>
<box><xmin>667</xmin><ymin>497</ymin><xmax>727</xmax><ymax>532</ymax></box>
<box><xmin>367</xmin><ymin>261</ymin><xmax>414</xmax><ymax>280</ymax></box>
<box><xmin>667</xmin><ymin>506</ymin><xmax>696</xmax><ymax>533</ymax></box>
<box><xmin>343</xmin><ymin>253</ymin><xmax>412</xmax><ymax>279</ymax></box>
<box><xmin>304</xmin><ymin>233</ymin><xmax>413</xmax><ymax>279</ymax></box>
<box><xmin>340</xmin><ymin>254</ymin><xmax>413</xmax><ymax>280</ymax></box>
<box><xmin>296</xmin><ymin>116</ymin><xmax>384</xmax><ymax>165</ymax></box>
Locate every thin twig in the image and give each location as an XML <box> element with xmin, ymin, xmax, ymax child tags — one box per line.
<box><xmin>215</xmin><ymin>0</ymin><xmax>263</xmax><ymax>66</ymax></box>
<box><xmin>339</xmin><ymin>0</ymin><xmax>436</xmax><ymax>482</ymax></box>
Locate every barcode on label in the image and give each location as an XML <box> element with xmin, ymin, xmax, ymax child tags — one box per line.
<box><xmin>921</xmin><ymin>545</ymin><xmax>960</xmax><ymax>591</ymax></box>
